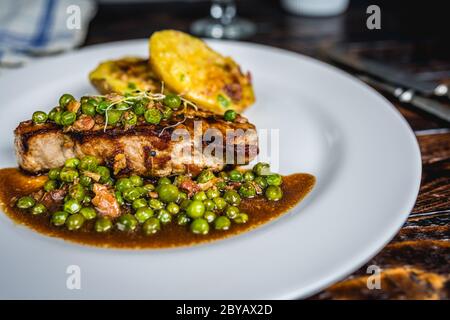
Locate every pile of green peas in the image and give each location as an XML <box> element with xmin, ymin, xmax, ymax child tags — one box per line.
<box><xmin>15</xmin><ymin>155</ymin><xmax>283</xmax><ymax>236</ymax></box>
<box><xmin>31</xmin><ymin>92</ymin><xmax>183</xmax><ymax>127</ymax></box>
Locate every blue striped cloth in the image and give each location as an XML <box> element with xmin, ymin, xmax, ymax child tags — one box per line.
<box><xmin>0</xmin><ymin>0</ymin><xmax>96</xmax><ymax>67</ymax></box>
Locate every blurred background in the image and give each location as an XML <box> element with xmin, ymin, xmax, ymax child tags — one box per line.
<box><xmin>1</xmin><ymin>0</ymin><xmax>448</xmax><ymax>110</ymax></box>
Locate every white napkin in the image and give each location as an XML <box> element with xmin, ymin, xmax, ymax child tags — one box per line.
<box><xmin>0</xmin><ymin>0</ymin><xmax>97</xmax><ymax>67</ymax></box>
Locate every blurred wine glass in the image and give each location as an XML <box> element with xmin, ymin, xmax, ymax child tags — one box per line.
<box><xmin>191</xmin><ymin>0</ymin><xmax>256</xmax><ymax>39</ymax></box>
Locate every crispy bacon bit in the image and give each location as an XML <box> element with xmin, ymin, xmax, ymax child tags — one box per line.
<box><xmin>179</xmin><ymin>178</ymin><xmax>201</xmax><ymax>197</ymax></box>
<box><xmin>66</xmin><ymin>100</ymin><xmax>81</xmax><ymax>113</ymax></box>
<box><xmin>197</xmin><ymin>177</ymin><xmax>220</xmax><ymax>191</ymax></box>
<box><xmin>84</xmin><ymin>171</ymin><xmax>101</xmax><ymax>182</ymax></box>
<box><xmin>149</xmin><ymin>191</ymin><xmax>158</xmax><ymax>198</ymax></box>
<box><xmin>94</xmin><ymin>114</ymin><xmax>105</xmax><ymax>125</ymax></box>
<box><xmin>72</xmin><ymin>115</ymin><xmax>95</xmax><ymax>131</ymax></box>
<box><xmin>92</xmin><ymin>183</ymin><xmax>121</xmax><ymax>218</ymax></box>
<box><xmin>41</xmin><ymin>188</ymin><xmax>67</xmax><ymax>212</ymax></box>
<box><xmin>113</xmin><ymin>153</ymin><xmax>127</xmax><ymax>175</ymax></box>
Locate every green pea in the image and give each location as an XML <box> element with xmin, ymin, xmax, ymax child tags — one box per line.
<box><xmin>204</xmin><ymin>211</ymin><xmax>216</xmax><ymax>223</ymax></box>
<box><xmin>197</xmin><ymin>169</ymin><xmax>215</xmax><ymax>183</ymax></box>
<box><xmin>176</xmin><ymin>192</ymin><xmax>188</xmax><ymax>204</ymax></box>
<box><xmin>59</xmin><ymin>168</ymin><xmax>79</xmax><ymax>182</ymax></box>
<box><xmin>59</xmin><ymin>93</ymin><xmax>75</xmax><ymax>108</ymax></box>
<box><xmin>64</xmin><ymin>157</ymin><xmax>79</xmax><ymax>169</ymax></box>
<box><xmin>32</xmin><ymin>111</ymin><xmax>48</xmax><ymax>124</ymax></box>
<box><xmin>254</xmin><ymin>176</ymin><xmax>267</xmax><ymax>190</ymax></box>
<box><xmin>106</xmin><ymin>109</ymin><xmax>123</xmax><ymax>125</ymax></box>
<box><xmin>243</xmin><ymin>171</ymin><xmax>255</xmax><ymax>181</ymax></box>
<box><xmin>144</xmin><ymin>108</ymin><xmax>162</xmax><ymax>124</ymax></box>
<box><xmin>193</xmin><ymin>191</ymin><xmax>207</xmax><ymax>201</ymax></box>
<box><xmin>166</xmin><ymin>202</ymin><xmax>180</xmax><ymax>215</ymax></box>
<box><xmin>215</xmin><ymin>180</ymin><xmax>227</xmax><ymax>191</ymax></box>
<box><xmin>115</xmin><ymin>102</ymin><xmax>130</xmax><ymax>111</ymax></box>
<box><xmin>228</xmin><ymin>169</ymin><xmax>243</xmax><ymax>182</ymax></box>
<box><xmin>129</xmin><ymin>175</ymin><xmax>143</xmax><ymax>187</ymax></box>
<box><xmin>223</xmin><ymin>109</ymin><xmax>237</xmax><ymax>122</ymax></box>
<box><xmin>80</xmin><ymin>207</ymin><xmax>96</xmax><ymax>220</ymax></box>
<box><xmin>60</xmin><ymin>111</ymin><xmax>77</xmax><ymax>126</ymax></box>
<box><xmin>95</xmin><ymin>217</ymin><xmax>113</xmax><ymax>232</ymax></box>
<box><xmin>66</xmin><ymin>213</ymin><xmax>85</xmax><ymax>231</ymax></box>
<box><xmin>16</xmin><ymin>196</ymin><xmax>35</xmax><ymax>209</ymax></box>
<box><xmin>69</xmin><ymin>184</ymin><xmax>85</xmax><ymax>201</ymax></box>
<box><xmin>144</xmin><ymin>183</ymin><xmax>155</xmax><ymax>192</ymax></box>
<box><xmin>149</xmin><ymin>198</ymin><xmax>164</xmax><ymax>210</ymax></box>
<box><xmin>213</xmin><ymin>197</ymin><xmax>227</xmax><ymax>211</ymax></box>
<box><xmin>158</xmin><ymin>184</ymin><xmax>179</xmax><ymax>203</ymax></box>
<box><xmin>115</xmin><ymin>191</ymin><xmax>124</xmax><ymax>206</ymax></box>
<box><xmin>133</xmin><ymin>101</ymin><xmax>146</xmax><ymax>115</ymax></box>
<box><xmin>143</xmin><ymin>217</ymin><xmax>160</xmax><ymax>235</ymax></box>
<box><xmin>223</xmin><ymin>190</ymin><xmax>241</xmax><ymax>206</ymax></box>
<box><xmin>177</xmin><ymin>214</ymin><xmax>190</xmax><ymax>226</ymax></box>
<box><xmin>82</xmin><ymin>195</ymin><xmax>92</xmax><ymax>206</ymax></box>
<box><xmin>123</xmin><ymin>187</ymin><xmax>141</xmax><ymax>202</ymax></box>
<box><xmin>53</xmin><ymin>111</ymin><xmax>63</xmax><ymax>125</ymax></box>
<box><xmin>163</xmin><ymin>94</ymin><xmax>181</xmax><ymax>109</ymax></box>
<box><xmin>79</xmin><ymin>155</ymin><xmax>98</xmax><ymax>171</ymax></box>
<box><xmin>180</xmin><ymin>199</ymin><xmax>191</xmax><ymax>210</ymax></box>
<box><xmin>265</xmin><ymin>185</ymin><xmax>283</xmax><ymax>201</ymax></box>
<box><xmin>117</xmin><ymin>214</ymin><xmax>138</xmax><ymax>231</ymax></box>
<box><xmin>79</xmin><ymin>175</ymin><xmax>92</xmax><ymax>187</ymax></box>
<box><xmin>226</xmin><ymin>206</ymin><xmax>239</xmax><ymax>219</ymax></box>
<box><xmin>48</xmin><ymin>168</ymin><xmax>61</xmax><ymax>180</ymax></box>
<box><xmin>161</xmin><ymin>107</ymin><xmax>173</xmax><ymax>120</ymax></box>
<box><xmin>206</xmin><ymin>188</ymin><xmax>220</xmax><ymax>199</ymax></box>
<box><xmin>157</xmin><ymin>209</ymin><xmax>172</xmax><ymax>224</ymax></box>
<box><xmin>234</xmin><ymin>213</ymin><xmax>249</xmax><ymax>224</ymax></box>
<box><xmin>135</xmin><ymin>207</ymin><xmax>154</xmax><ymax>223</ymax></box>
<box><xmin>203</xmin><ymin>199</ymin><xmax>216</xmax><ymax>211</ymax></box>
<box><xmin>81</xmin><ymin>102</ymin><xmax>96</xmax><ymax>116</ymax></box>
<box><xmin>122</xmin><ymin>111</ymin><xmax>137</xmax><ymax>126</ymax></box>
<box><xmin>266</xmin><ymin>173</ymin><xmax>282</xmax><ymax>186</ymax></box>
<box><xmin>253</xmin><ymin>162</ymin><xmax>270</xmax><ymax>176</ymax></box>
<box><xmin>190</xmin><ymin>218</ymin><xmax>209</xmax><ymax>235</ymax></box>
<box><xmin>51</xmin><ymin>211</ymin><xmax>69</xmax><ymax>226</ymax></box>
<box><xmin>158</xmin><ymin>177</ymin><xmax>171</xmax><ymax>186</ymax></box>
<box><xmin>96</xmin><ymin>101</ymin><xmax>110</xmax><ymax>114</ymax></box>
<box><xmin>186</xmin><ymin>200</ymin><xmax>205</xmax><ymax>219</ymax></box>
<box><xmin>218</xmin><ymin>171</ymin><xmax>229</xmax><ymax>181</ymax></box>
<box><xmin>132</xmin><ymin>198</ymin><xmax>147</xmax><ymax>210</ymax></box>
<box><xmin>64</xmin><ymin>199</ymin><xmax>81</xmax><ymax>214</ymax></box>
<box><xmin>239</xmin><ymin>182</ymin><xmax>256</xmax><ymax>198</ymax></box>
<box><xmin>48</xmin><ymin>107</ymin><xmax>59</xmax><ymax>121</ymax></box>
<box><xmin>214</xmin><ymin>216</ymin><xmax>231</xmax><ymax>230</ymax></box>
<box><xmin>31</xmin><ymin>203</ymin><xmax>46</xmax><ymax>215</ymax></box>
<box><xmin>80</xmin><ymin>96</ymin><xmax>90</xmax><ymax>104</ymax></box>
<box><xmin>95</xmin><ymin>166</ymin><xmax>110</xmax><ymax>183</ymax></box>
<box><xmin>115</xmin><ymin>178</ymin><xmax>132</xmax><ymax>192</ymax></box>
<box><xmin>44</xmin><ymin>180</ymin><xmax>58</xmax><ymax>192</ymax></box>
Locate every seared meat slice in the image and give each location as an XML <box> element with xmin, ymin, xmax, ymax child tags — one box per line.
<box><xmin>14</xmin><ymin>108</ymin><xmax>258</xmax><ymax>177</ymax></box>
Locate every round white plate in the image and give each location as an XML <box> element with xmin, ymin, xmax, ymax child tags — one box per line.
<box><xmin>0</xmin><ymin>39</ymin><xmax>421</xmax><ymax>299</ymax></box>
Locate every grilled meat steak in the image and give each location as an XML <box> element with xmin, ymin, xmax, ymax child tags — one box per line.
<box><xmin>15</xmin><ymin>108</ymin><xmax>258</xmax><ymax>177</ymax></box>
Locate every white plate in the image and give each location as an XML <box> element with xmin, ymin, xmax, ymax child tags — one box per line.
<box><xmin>0</xmin><ymin>40</ymin><xmax>421</xmax><ymax>299</ymax></box>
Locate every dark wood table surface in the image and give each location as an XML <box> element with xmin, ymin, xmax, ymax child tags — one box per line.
<box><xmin>84</xmin><ymin>0</ymin><xmax>450</xmax><ymax>299</ymax></box>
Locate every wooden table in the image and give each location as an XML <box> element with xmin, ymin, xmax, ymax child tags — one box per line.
<box><xmin>84</xmin><ymin>0</ymin><xmax>450</xmax><ymax>299</ymax></box>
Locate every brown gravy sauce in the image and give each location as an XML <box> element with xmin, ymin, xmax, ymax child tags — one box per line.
<box><xmin>0</xmin><ymin>168</ymin><xmax>315</xmax><ymax>249</ymax></box>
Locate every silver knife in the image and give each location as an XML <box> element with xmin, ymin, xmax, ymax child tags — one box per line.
<box><xmin>358</xmin><ymin>75</ymin><xmax>450</xmax><ymax>123</ymax></box>
<box><xmin>328</xmin><ymin>47</ymin><xmax>448</xmax><ymax>98</ymax></box>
